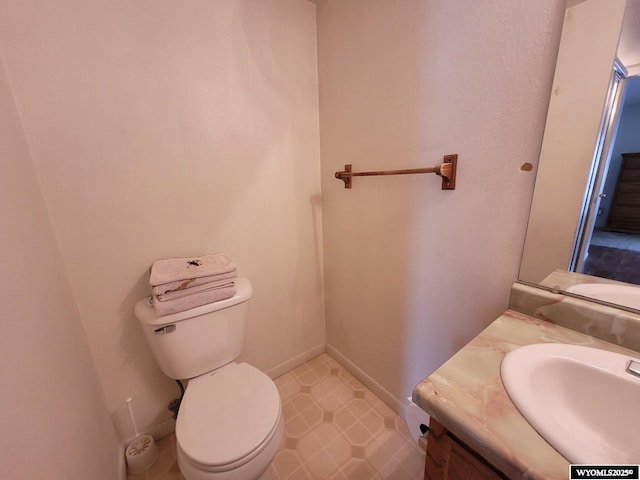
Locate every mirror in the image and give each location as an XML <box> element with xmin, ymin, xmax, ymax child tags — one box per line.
<box><xmin>519</xmin><ymin>0</ymin><xmax>640</xmax><ymax>311</ymax></box>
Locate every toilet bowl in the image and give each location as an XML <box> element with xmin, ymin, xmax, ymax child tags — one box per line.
<box><xmin>175</xmin><ymin>362</ymin><xmax>284</xmax><ymax>480</ymax></box>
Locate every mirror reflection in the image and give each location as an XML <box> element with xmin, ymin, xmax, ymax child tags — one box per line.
<box><xmin>580</xmin><ymin>80</ymin><xmax>640</xmax><ymax>285</ymax></box>
<box><xmin>519</xmin><ymin>0</ymin><xmax>640</xmax><ymax>309</ymax></box>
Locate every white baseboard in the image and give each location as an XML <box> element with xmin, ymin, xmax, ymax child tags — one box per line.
<box><xmin>326</xmin><ymin>344</ymin><xmax>406</xmax><ymax>418</ymax></box>
<box><xmin>405</xmin><ymin>396</ymin><xmax>431</xmax><ymax>443</ymax></box>
<box><xmin>265</xmin><ymin>342</ymin><xmax>326</xmax><ymax>379</ymax></box>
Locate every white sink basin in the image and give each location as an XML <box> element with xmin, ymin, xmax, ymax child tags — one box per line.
<box><xmin>501</xmin><ymin>343</ymin><xmax>640</xmax><ymax>464</ymax></box>
<box><xmin>566</xmin><ymin>283</ymin><xmax>640</xmax><ymax>310</ymax></box>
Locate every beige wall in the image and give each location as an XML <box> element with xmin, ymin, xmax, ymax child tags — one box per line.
<box><xmin>1</xmin><ymin>0</ymin><xmax>571</xmax><ymax>462</ymax></box>
<box><xmin>0</xmin><ymin>0</ymin><xmax>324</xmax><ymax>440</ymax></box>
<box><xmin>317</xmin><ymin>0</ymin><xmax>566</xmax><ymax>411</ymax></box>
<box><xmin>0</xmin><ymin>57</ymin><xmax>119</xmax><ymax>478</ymax></box>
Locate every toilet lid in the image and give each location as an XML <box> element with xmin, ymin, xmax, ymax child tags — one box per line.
<box><xmin>176</xmin><ymin>362</ymin><xmax>281</xmax><ymax>469</ymax></box>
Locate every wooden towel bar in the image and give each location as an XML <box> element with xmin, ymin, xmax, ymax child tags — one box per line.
<box><xmin>334</xmin><ymin>154</ymin><xmax>457</xmax><ymax>190</ymax></box>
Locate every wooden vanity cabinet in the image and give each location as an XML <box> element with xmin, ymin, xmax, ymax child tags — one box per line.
<box><xmin>424</xmin><ymin>418</ymin><xmax>508</xmax><ymax>480</ymax></box>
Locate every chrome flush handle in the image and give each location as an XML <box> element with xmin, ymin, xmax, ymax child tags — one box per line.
<box><xmin>154</xmin><ymin>324</ymin><xmax>176</xmax><ymax>335</ymax></box>
<box><xmin>625</xmin><ymin>360</ymin><xmax>640</xmax><ymax>378</ymax></box>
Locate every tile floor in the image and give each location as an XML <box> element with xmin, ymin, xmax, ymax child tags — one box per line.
<box><xmin>128</xmin><ymin>353</ymin><xmax>425</xmax><ymax>480</ymax></box>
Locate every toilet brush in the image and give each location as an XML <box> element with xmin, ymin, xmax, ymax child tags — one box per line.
<box><xmin>125</xmin><ymin>397</ymin><xmax>159</xmax><ymax>475</ymax></box>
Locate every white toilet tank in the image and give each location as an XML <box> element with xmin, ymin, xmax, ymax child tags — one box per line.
<box><xmin>134</xmin><ymin>277</ymin><xmax>253</xmax><ymax>380</ymax></box>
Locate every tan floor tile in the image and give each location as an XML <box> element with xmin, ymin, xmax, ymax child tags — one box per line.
<box><xmin>310</xmin><ymin>380</ymin><xmax>331</xmax><ymax>399</ymax></box>
<box><xmin>364</xmin><ymin>389</ymin><xmax>387</xmax><ymax>409</ymax></box>
<box><xmin>403</xmin><ymin>456</ymin><xmax>426</xmax><ymax>479</ymax></box>
<box><xmin>313</xmin><ymin>422</ymin><xmax>341</xmax><ymax>446</ymax></box>
<box><xmin>297</xmin><ymin>370</ymin><xmax>320</xmax><ymax>386</ymax></box>
<box><xmin>284</xmin><ymin>437</ymin><xmax>299</xmax><ymax>449</ymax></box>
<box><xmin>343</xmin><ymin>421</ymin><xmax>373</xmax><ymax>447</ymax></box>
<box><xmin>360</xmin><ymin>408</ymin><xmax>384</xmax><ymax>435</ymax></box>
<box><xmin>285</xmin><ymin>413</ymin><xmax>311</xmax><ymax>438</ymax></box>
<box><xmin>332</xmin><ymin>383</ymin><xmax>354</xmax><ymax>403</ymax></box>
<box><xmin>325</xmin><ymin>434</ymin><xmax>352</xmax><ymax>468</ymax></box>
<box><xmin>278</xmin><ymin>380</ymin><xmax>302</xmax><ymax>402</ymax></box>
<box><xmin>305</xmin><ymin>449</ymin><xmax>339</xmax><ymax>479</ymax></box>
<box><xmin>325</xmin><ymin>470</ymin><xmax>349</xmax><ymax>480</ymax></box>
<box><xmin>393</xmin><ymin>441</ymin><xmax>425</xmax><ymax>477</ymax></box>
<box><xmin>333</xmin><ymin>384</ymin><xmax>353</xmax><ymax>403</ymax></box>
<box><xmin>146</xmin><ymin>442</ymin><xmax>176</xmax><ymax>479</ymax></box>
<box><xmin>292</xmin><ymin>363</ymin><xmax>312</xmax><ymax>377</ymax></box>
<box><xmin>275</xmin><ymin>371</ymin><xmax>296</xmax><ymax>387</ymax></box>
<box><xmin>290</xmin><ymin>393</ymin><xmax>316</xmax><ymax>414</ymax></box>
<box><xmin>297</xmin><ymin>431</ymin><xmax>324</xmax><ymax>462</ymax></box>
<box><xmin>370</xmin><ymin>396</ymin><xmax>396</xmax><ymax>418</ymax></box>
<box><xmin>286</xmin><ymin>465</ymin><xmax>314</xmax><ymax>480</ymax></box>
<box><xmin>299</xmin><ymin>402</ymin><xmax>323</xmax><ymax>428</ymax></box>
<box><xmin>383</xmin><ymin>417</ymin><xmax>395</xmax><ymax>429</ymax></box>
<box><xmin>334</xmin><ymin>405</ymin><xmax>357</xmax><ymax>432</ymax></box>
<box><xmin>272</xmin><ymin>449</ymin><xmax>304</xmax><ymax>480</ymax></box>
<box><xmin>337</xmin><ymin>368</ymin><xmax>354</xmax><ymax>382</ymax></box>
<box><xmin>352</xmin><ymin>389</ymin><xmax>366</xmax><ymax>399</ymax></box>
<box><xmin>351</xmin><ymin>445</ymin><xmax>366</xmax><ymax>459</ymax></box>
<box><xmin>346</xmin><ymin>398</ymin><xmax>372</xmax><ymax>417</ymax></box>
<box><xmin>377</xmin><ymin>456</ymin><xmax>421</xmax><ymax>480</ymax></box>
<box><xmin>169</xmin><ymin>461</ymin><xmax>181</xmax><ymax>474</ymax></box>
<box><xmin>347</xmin><ymin>377</ymin><xmax>366</xmax><ymax>391</ymax></box>
<box><xmin>267</xmin><ymin>464</ymin><xmax>280</xmax><ymax>480</ymax></box>
<box><xmin>365</xmin><ymin>438</ymin><xmax>394</xmax><ymax>472</ymax></box>
<box><xmin>341</xmin><ymin>458</ymin><xmax>375</xmax><ymax>480</ymax></box>
<box><xmin>311</xmin><ymin>363</ymin><xmax>330</xmax><ymax>379</ymax></box>
<box><xmin>377</xmin><ymin>429</ymin><xmax>407</xmax><ymax>456</ymax></box>
<box><xmin>322</xmin><ymin>354</ymin><xmax>340</xmax><ymax>368</ymax></box>
<box><xmin>282</xmin><ymin>399</ymin><xmax>297</xmax><ymax>419</ymax></box>
<box><xmin>315</xmin><ymin>392</ymin><xmax>344</xmax><ymax>412</ymax></box>
<box><xmin>156</xmin><ymin>434</ymin><xmax>176</xmax><ymax>452</ymax></box>
<box><xmin>306</xmin><ymin>355</ymin><xmax>326</xmax><ymax>369</ymax></box>
<box><xmin>394</xmin><ymin>416</ymin><xmax>413</xmax><ymax>436</ymax></box>
<box><xmin>317</xmin><ymin>375</ymin><xmax>344</xmax><ymax>392</ymax></box>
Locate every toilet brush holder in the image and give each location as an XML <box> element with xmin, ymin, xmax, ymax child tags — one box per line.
<box><xmin>124</xmin><ymin>397</ymin><xmax>159</xmax><ymax>474</ymax></box>
<box><xmin>125</xmin><ymin>434</ymin><xmax>159</xmax><ymax>475</ymax></box>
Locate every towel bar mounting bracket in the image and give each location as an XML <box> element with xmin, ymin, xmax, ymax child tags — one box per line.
<box><xmin>335</xmin><ymin>154</ymin><xmax>457</xmax><ymax>190</ymax></box>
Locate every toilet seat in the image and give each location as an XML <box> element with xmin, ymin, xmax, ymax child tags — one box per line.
<box><xmin>176</xmin><ymin>362</ymin><xmax>281</xmax><ymax>472</ymax></box>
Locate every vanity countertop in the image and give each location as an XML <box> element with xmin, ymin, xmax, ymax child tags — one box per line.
<box><xmin>539</xmin><ymin>268</ymin><xmax>629</xmax><ymax>291</ymax></box>
<box><xmin>412</xmin><ymin>309</ymin><xmax>639</xmax><ymax>480</ymax></box>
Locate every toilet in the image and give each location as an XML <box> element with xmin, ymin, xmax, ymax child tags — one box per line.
<box><xmin>134</xmin><ymin>278</ymin><xmax>283</xmax><ymax>480</ymax></box>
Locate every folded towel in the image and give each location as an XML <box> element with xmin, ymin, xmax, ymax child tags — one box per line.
<box><xmin>152</xmin><ymin>286</ymin><xmax>237</xmax><ymax>316</ymax></box>
<box><xmin>152</xmin><ymin>271</ymin><xmax>237</xmax><ymax>296</ymax></box>
<box><xmin>150</xmin><ymin>253</ymin><xmax>236</xmax><ymax>286</ymax></box>
<box><xmin>156</xmin><ymin>280</ymin><xmax>235</xmax><ymax>302</ymax></box>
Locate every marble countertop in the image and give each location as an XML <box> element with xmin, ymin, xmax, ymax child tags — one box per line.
<box><xmin>412</xmin><ymin>309</ymin><xmax>640</xmax><ymax>480</ymax></box>
<box><xmin>539</xmin><ymin>269</ymin><xmax>629</xmax><ymax>291</ymax></box>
